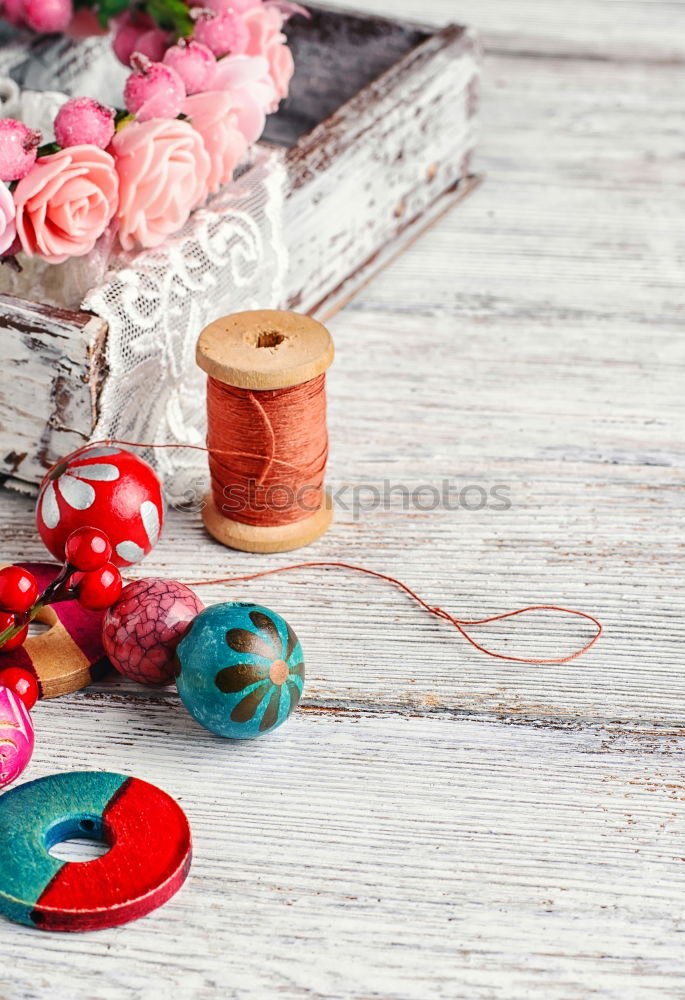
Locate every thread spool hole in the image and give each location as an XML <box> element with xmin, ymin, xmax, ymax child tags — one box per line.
<box><xmin>251</xmin><ymin>330</ymin><xmax>285</xmax><ymax>349</ymax></box>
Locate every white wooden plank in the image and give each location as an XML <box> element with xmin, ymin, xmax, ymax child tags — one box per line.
<box><xmin>1</xmin><ymin>709</ymin><xmax>685</xmax><ymax>999</ymax></box>
<box><xmin>330</xmin><ymin>0</ymin><xmax>685</xmax><ymax>61</ymax></box>
<box><xmin>0</xmin><ymin>0</ymin><xmax>683</xmax><ymax>994</ymax></box>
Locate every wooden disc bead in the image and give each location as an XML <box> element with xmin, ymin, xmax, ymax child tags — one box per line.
<box><xmin>196</xmin><ymin>310</ymin><xmax>334</xmax><ymax>554</ymax></box>
<box><xmin>0</xmin><ymin>562</ymin><xmax>109</xmax><ymax>699</ymax></box>
<box><xmin>0</xmin><ymin>771</ymin><xmax>191</xmax><ymax>931</ymax></box>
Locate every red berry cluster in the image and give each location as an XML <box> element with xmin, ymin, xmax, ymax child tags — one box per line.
<box><xmin>0</xmin><ymin>527</ymin><xmax>123</xmax><ymax>654</ymax></box>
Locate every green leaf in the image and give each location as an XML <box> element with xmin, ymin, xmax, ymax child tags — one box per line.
<box><xmin>96</xmin><ymin>0</ymin><xmax>131</xmax><ymax>28</ymax></box>
<box><xmin>146</xmin><ymin>0</ymin><xmax>194</xmax><ymax>38</ymax></box>
<box><xmin>36</xmin><ymin>141</ymin><xmax>61</xmax><ymax>157</ymax></box>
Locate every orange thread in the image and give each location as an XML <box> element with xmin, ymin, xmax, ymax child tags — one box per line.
<box><xmin>182</xmin><ymin>561</ymin><xmax>603</xmax><ymax>665</ymax></box>
<box><xmin>87</xmin><ymin>438</ymin><xmax>603</xmax><ymax>663</ymax></box>
<box><xmin>206</xmin><ymin>374</ymin><xmax>328</xmax><ymax>526</ymax></box>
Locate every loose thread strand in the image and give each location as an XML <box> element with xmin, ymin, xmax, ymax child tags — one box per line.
<box><xmin>180</xmin><ymin>561</ymin><xmax>602</xmax><ymax>665</ymax></box>
<box><xmin>81</xmin><ymin>439</ymin><xmax>602</xmax><ymax>663</ymax></box>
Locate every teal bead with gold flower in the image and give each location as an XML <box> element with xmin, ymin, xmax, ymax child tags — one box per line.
<box><xmin>174</xmin><ymin>602</ymin><xmax>304</xmax><ymax>739</ymax></box>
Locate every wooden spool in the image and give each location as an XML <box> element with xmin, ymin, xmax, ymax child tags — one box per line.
<box><xmin>196</xmin><ymin>309</ymin><xmax>334</xmax><ymax>554</ymax></box>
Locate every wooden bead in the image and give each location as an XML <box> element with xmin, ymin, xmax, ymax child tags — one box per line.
<box><xmin>196</xmin><ymin>310</ymin><xmax>334</xmax><ymax>554</ymax></box>
<box><xmin>175</xmin><ymin>602</ymin><xmax>305</xmax><ymax>739</ymax></box>
<box><xmin>0</xmin><ymin>686</ymin><xmax>34</xmax><ymax>789</ymax></box>
<box><xmin>0</xmin><ymin>562</ymin><xmax>109</xmax><ymax>699</ymax></box>
<box><xmin>103</xmin><ymin>578</ymin><xmax>204</xmax><ymax>686</ymax></box>
<box><xmin>36</xmin><ymin>444</ymin><xmax>164</xmax><ymax>568</ymax></box>
<box><xmin>0</xmin><ymin>771</ymin><xmax>191</xmax><ymax>931</ymax></box>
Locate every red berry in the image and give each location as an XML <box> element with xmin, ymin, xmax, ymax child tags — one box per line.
<box><xmin>0</xmin><ymin>666</ymin><xmax>38</xmax><ymax>709</ymax></box>
<box><xmin>0</xmin><ymin>612</ymin><xmax>29</xmax><ymax>652</ymax></box>
<box><xmin>0</xmin><ymin>566</ymin><xmax>39</xmax><ymax>613</ymax></box>
<box><xmin>74</xmin><ymin>563</ymin><xmax>123</xmax><ymax>611</ymax></box>
<box><xmin>65</xmin><ymin>526</ymin><xmax>112</xmax><ymax>571</ymax></box>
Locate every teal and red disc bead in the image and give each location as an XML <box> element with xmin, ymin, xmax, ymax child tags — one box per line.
<box><xmin>175</xmin><ymin>602</ymin><xmax>305</xmax><ymax>739</ymax></box>
<box><xmin>0</xmin><ymin>771</ymin><xmax>191</xmax><ymax>931</ymax></box>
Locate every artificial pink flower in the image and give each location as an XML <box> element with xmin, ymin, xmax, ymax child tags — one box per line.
<box><xmin>13</xmin><ymin>146</ymin><xmax>118</xmax><ymax>263</ymax></box>
<box><xmin>243</xmin><ymin>5</ymin><xmax>294</xmax><ymax>106</ymax></box>
<box><xmin>183</xmin><ymin>91</ymin><xmax>248</xmax><ymax>195</ymax></box>
<box><xmin>210</xmin><ymin>54</ymin><xmax>275</xmax><ymax>142</ymax></box>
<box><xmin>112</xmin><ymin>118</ymin><xmax>210</xmax><ymax>251</ymax></box>
<box><xmin>0</xmin><ymin>184</ymin><xmax>17</xmax><ymax>256</ymax></box>
<box><xmin>266</xmin><ymin>40</ymin><xmax>294</xmax><ymax>103</ymax></box>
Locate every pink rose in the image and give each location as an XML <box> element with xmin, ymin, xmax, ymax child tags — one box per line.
<box><xmin>243</xmin><ymin>6</ymin><xmax>294</xmax><ymax>106</ymax></box>
<box><xmin>266</xmin><ymin>41</ymin><xmax>294</xmax><ymax>103</ymax></box>
<box><xmin>0</xmin><ymin>184</ymin><xmax>17</xmax><ymax>256</ymax></box>
<box><xmin>112</xmin><ymin>118</ymin><xmax>210</xmax><ymax>251</ymax></box>
<box><xmin>210</xmin><ymin>53</ymin><xmax>275</xmax><ymax>143</ymax></box>
<box><xmin>183</xmin><ymin>91</ymin><xmax>248</xmax><ymax>195</ymax></box>
<box><xmin>13</xmin><ymin>145</ymin><xmax>118</xmax><ymax>263</ymax></box>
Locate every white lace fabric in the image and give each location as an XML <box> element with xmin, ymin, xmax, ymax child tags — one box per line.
<box><xmin>0</xmin><ymin>33</ymin><xmax>289</xmax><ymax>500</ymax></box>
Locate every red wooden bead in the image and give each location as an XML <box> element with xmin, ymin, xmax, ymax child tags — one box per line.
<box><xmin>0</xmin><ymin>566</ymin><xmax>38</xmax><ymax>614</ymax></box>
<box><xmin>0</xmin><ymin>666</ymin><xmax>39</xmax><ymax>709</ymax></box>
<box><xmin>36</xmin><ymin>445</ymin><xmax>164</xmax><ymax>568</ymax></box>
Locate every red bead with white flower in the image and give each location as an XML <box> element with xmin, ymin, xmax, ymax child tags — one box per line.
<box><xmin>36</xmin><ymin>445</ymin><xmax>164</xmax><ymax>568</ymax></box>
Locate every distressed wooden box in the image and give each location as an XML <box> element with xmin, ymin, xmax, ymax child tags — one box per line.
<box><xmin>0</xmin><ymin>4</ymin><xmax>480</xmax><ymax>491</ymax></box>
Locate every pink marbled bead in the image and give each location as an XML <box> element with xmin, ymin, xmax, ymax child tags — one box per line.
<box><xmin>0</xmin><ymin>686</ymin><xmax>34</xmax><ymax>789</ymax></box>
<box><xmin>103</xmin><ymin>578</ymin><xmax>204</xmax><ymax>686</ymax></box>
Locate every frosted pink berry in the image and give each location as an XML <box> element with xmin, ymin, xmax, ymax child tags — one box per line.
<box><xmin>124</xmin><ymin>55</ymin><xmax>186</xmax><ymax>122</ymax></box>
<box><xmin>113</xmin><ymin>10</ymin><xmax>151</xmax><ymax>64</ymax></box>
<box><xmin>2</xmin><ymin>0</ymin><xmax>26</xmax><ymax>27</ymax></box>
<box><xmin>0</xmin><ymin>119</ymin><xmax>41</xmax><ymax>182</ymax></box>
<box><xmin>112</xmin><ymin>11</ymin><xmax>168</xmax><ymax>66</ymax></box>
<box><xmin>54</xmin><ymin>97</ymin><xmax>115</xmax><ymax>149</ymax></box>
<box><xmin>192</xmin><ymin>9</ymin><xmax>249</xmax><ymax>57</ymax></box>
<box><xmin>131</xmin><ymin>27</ymin><xmax>170</xmax><ymax>62</ymax></box>
<box><xmin>23</xmin><ymin>0</ymin><xmax>73</xmax><ymax>33</ymax></box>
<box><xmin>162</xmin><ymin>40</ymin><xmax>216</xmax><ymax>95</ymax></box>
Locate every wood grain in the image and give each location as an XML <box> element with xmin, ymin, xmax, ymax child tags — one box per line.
<box><xmin>0</xmin><ymin>0</ymin><xmax>683</xmax><ymax>995</ymax></box>
<box><xmin>0</xmin><ymin>295</ymin><xmax>107</xmax><ymax>491</ymax></box>
<box><xmin>3</xmin><ymin>706</ymin><xmax>685</xmax><ymax>996</ymax></box>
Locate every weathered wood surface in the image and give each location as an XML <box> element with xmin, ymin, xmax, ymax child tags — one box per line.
<box><xmin>0</xmin><ymin>295</ymin><xmax>107</xmax><ymax>490</ymax></box>
<box><xmin>1</xmin><ymin>0</ymin><xmax>684</xmax><ymax>996</ymax></box>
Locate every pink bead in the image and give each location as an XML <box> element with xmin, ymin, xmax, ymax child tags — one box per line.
<box><xmin>102</xmin><ymin>579</ymin><xmax>204</xmax><ymax>686</ymax></box>
<box><xmin>163</xmin><ymin>40</ymin><xmax>216</xmax><ymax>95</ymax></box>
<box><xmin>0</xmin><ymin>686</ymin><xmax>34</xmax><ymax>789</ymax></box>
<box><xmin>54</xmin><ymin>98</ymin><xmax>115</xmax><ymax>149</ymax></box>
<box><xmin>0</xmin><ymin>119</ymin><xmax>40</xmax><ymax>183</ymax></box>
<box><xmin>192</xmin><ymin>10</ymin><xmax>249</xmax><ymax>57</ymax></box>
<box><xmin>23</xmin><ymin>0</ymin><xmax>73</xmax><ymax>33</ymax></box>
<box><xmin>124</xmin><ymin>56</ymin><xmax>186</xmax><ymax>122</ymax></box>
